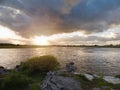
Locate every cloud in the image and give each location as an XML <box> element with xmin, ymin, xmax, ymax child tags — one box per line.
<box><xmin>46</xmin><ymin>29</ymin><xmax>120</xmax><ymax>45</ymax></box>
<box><xmin>61</xmin><ymin>0</ymin><xmax>80</xmax><ymax>14</ymax></box>
<box><xmin>0</xmin><ymin>25</ymin><xmax>30</xmax><ymax>44</ymax></box>
<box><xmin>0</xmin><ymin>0</ymin><xmax>120</xmax><ymax>39</ymax></box>
<box><xmin>0</xmin><ymin>5</ymin><xmax>30</xmax><ymax>29</ymax></box>
<box><xmin>66</xmin><ymin>0</ymin><xmax>120</xmax><ymax>33</ymax></box>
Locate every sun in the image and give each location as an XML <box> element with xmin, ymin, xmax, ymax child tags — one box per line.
<box><xmin>32</xmin><ymin>36</ymin><xmax>49</xmax><ymax>45</ymax></box>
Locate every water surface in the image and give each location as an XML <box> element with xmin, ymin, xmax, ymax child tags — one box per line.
<box><xmin>0</xmin><ymin>47</ymin><xmax>120</xmax><ymax>75</ymax></box>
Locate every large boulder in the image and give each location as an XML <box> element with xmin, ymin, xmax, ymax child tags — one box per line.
<box><xmin>41</xmin><ymin>71</ymin><xmax>82</xmax><ymax>90</ymax></box>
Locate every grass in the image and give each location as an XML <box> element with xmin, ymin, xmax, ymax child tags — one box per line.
<box><xmin>0</xmin><ymin>55</ymin><xmax>60</xmax><ymax>90</ymax></box>
<box><xmin>0</xmin><ymin>72</ymin><xmax>32</xmax><ymax>90</ymax></box>
<box><xmin>74</xmin><ymin>74</ymin><xmax>94</xmax><ymax>90</ymax></box>
<box><xmin>20</xmin><ymin>55</ymin><xmax>60</xmax><ymax>73</ymax></box>
<box><xmin>0</xmin><ymin>71</ymin><xmax>45</xmax><ymax>90</ymax></box>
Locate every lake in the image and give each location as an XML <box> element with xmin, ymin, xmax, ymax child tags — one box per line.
<box><xmin>0</xmin><ymin>47</ymin><xmax>120</xmax><ymax>75</ymax></box>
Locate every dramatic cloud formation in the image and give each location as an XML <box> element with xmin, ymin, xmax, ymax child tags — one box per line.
<box><xmin>0</xmin><ymin>0</ymin><xmax>120</xmax><ymax>45</ymax></box>
<box><xmin>0</xmin><ymin>25</ymin><xmax>29</xmax><ymax>44</ymax></box>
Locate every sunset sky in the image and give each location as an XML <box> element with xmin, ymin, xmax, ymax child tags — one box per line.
<box><xmin>0</xmin><ymin>0</ymin><xmax>120</xmax><ymax>45</ymax></box>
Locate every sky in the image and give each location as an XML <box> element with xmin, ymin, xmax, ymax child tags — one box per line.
<box><xmin>0</xmin><ymin>0</ymin><xmax>120</xmax><ymax>45</ymax></box>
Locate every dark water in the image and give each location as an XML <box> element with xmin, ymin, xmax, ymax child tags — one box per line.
<box><xmin>0</xmin><ymin>47</ymin><xmax>120</xmax><ymax>75</ymax></box>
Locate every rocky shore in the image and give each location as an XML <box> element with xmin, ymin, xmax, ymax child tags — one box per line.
<box><xmin>0</xmin><ymin>65</ymin><xmax>120</xmax><ymax>90</ymax></box>
<box><xmin>41</xmin><ymin>71</ymin><xmax>120</xmax><ymax>90</ymax></box>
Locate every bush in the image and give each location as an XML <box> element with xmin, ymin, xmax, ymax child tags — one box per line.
<box><xmin>1</xmin><ymin>73</ymin><xmax>32</xmax><ymax>90</ymax></box>
<box><xmin>20</xmin><ymin>55</ymin><xmax>60</xmax><ymax>73</ymax></box>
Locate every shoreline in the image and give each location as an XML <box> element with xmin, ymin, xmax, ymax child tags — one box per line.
<box><xmin>0</xmin><ymin>44</ymin><xmax>120</xmax><ymax>48</ymax></box>
<box><xmin>0</xmin><ymin>55</ymin><xmax>120</xmax><ymax>90</ymax></box>
<box><xmin>0</xmin><ymin>65</ymin><xmax>120</xmax><ymax>90</ymax></box>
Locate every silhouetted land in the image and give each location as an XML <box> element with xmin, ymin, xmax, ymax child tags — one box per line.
<box><xmin>0</xmin><ymin>43</ymin><xmax>120</xmax><ymax>48</ymax></box>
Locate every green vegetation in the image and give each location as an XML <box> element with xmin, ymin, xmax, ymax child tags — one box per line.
<box><xmin>20</xmin><ymin>55</ymin><xmax>60</xmax><ymax>74</ymax></box>
<box><xmin>73</xmin><ymin>74</ymin><xmax>94</xmax><ymax>90</ymax></box>
<box><xmin>1</xmin><ymin>72</ymin><xmax>32</xmax><ymax>90</ymax></box>
<box><xmin>73</xmin><ymin>75</ymin><xmax>120</xmax><ymax>90</ymax></box>
<box><xmin>0</xmin><ymin>71</ymin><xmax>44</xmax><ymax>90</ymax></box>
<box><xmin>0</xmin><ymin>55</ymin><xmax>60</xmax><ymax>90</ymax></box>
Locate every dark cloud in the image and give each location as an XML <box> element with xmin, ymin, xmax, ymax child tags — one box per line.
<box><xmin>0</xmin><ymin>0</ymin><xmax>120</xmax><ymax>37</ymax></box>
<box><xmin>66</xmin><ymin>0</ymin><xmax>120</xmax><ymax>33</ymax></box>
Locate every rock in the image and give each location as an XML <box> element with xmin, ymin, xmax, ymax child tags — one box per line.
<box><xmin>103</xmin><ymin>76</ymin><xmax>120</xmax><ymax>84</ymax></box>
<box><xmin>74</xmin><ymin>72</ymin><xmax>81</xmax><ymax>75</ymax></box>
<box><xmin>0</xmin><ymin>66</ymin><xmax>10</xmax><ymax>75</ymax></box>
<box><xmin>93</xmin><ymin>74</ymin><xmax>100</xmax><ymax>78</ymax></box>
<box><xmin>41</xmin><ymin>71</ymin><xmax>82</xmax><ymax>90</ymax></box>
<box><xmin>15</xmin><ymin>65</ymin><xmax>21</xmax><ymax>71</ymax></box>
<box><xmin>83</xmin><ymin>73</ymin><xmax>94</xmax><ymax>81</ymax></box>
<box><xmin>66</xmin><ymin>62</ymin><xmax>77</xmax><ymax>75</ymax></box>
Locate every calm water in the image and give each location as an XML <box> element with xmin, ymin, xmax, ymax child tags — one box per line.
<box><xmin>0</xmin><ymin>47</ymin><xmax>120</xmax><ymax>75</ymax></box>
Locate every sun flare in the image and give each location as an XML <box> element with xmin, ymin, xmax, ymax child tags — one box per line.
<box><xmin>32</xmin><ymin>36</ymin><xmax>49</xmax><ymax>45</ymax></box>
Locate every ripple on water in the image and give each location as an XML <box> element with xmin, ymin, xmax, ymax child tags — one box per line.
<box><xmin>0</xmin><ymin>47</ymin><xmax>120</xmax><ymax>75</ymax></box>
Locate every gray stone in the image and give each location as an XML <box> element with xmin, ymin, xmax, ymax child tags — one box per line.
<box><xmin>83</xmin><ymin>73</ymin><xmax>94</xmax><ymax>81</ymax></box>
<box><xmin>74</xmin><ymin>72</ymin><xmax>81</xmax><ymax>75</ymax></box>
<box><xmin>41</xmin><ymin>71</ymin><xmax>82</xmax><ymax>90</ymax></box>
<box><xmin>103</xmin><ymin>76</ymin><xmax>120</xmax><ymax>84</ymax></box>
<box><xmin>93</xmin><ymin>74</ymin><xmax>100</xmax><ymax>78</ymax></box>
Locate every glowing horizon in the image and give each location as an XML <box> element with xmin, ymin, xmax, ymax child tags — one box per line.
<box><xmin>32</xmin><ymin>36</ymin><xmax>50</xmax><ymax>45</ymax></box>
<box><xmin>0</xmin><ymin>24</ymin><xmax>120</xmax><ymax>45</ymax></box>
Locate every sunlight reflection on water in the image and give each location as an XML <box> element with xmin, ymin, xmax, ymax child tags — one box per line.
<box><xmin>0</xmin><ymin>47</ymin><xmax>120</xmax><ymax>75</ymax></box>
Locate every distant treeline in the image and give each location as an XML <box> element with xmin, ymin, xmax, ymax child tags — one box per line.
<box><xmin>0</xmin><ymin>43</ymin><xmax>120</xmax><ymax>48</ymax></box>
<box><xmin>56</xmin><ymin>44</ymin><xmax>120</xmax><ymax>47</ymax></box>
<box><xmin>0</xmin><ymin>43</ymin><xmax>17</xmax><ymax>46</ymax></box>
